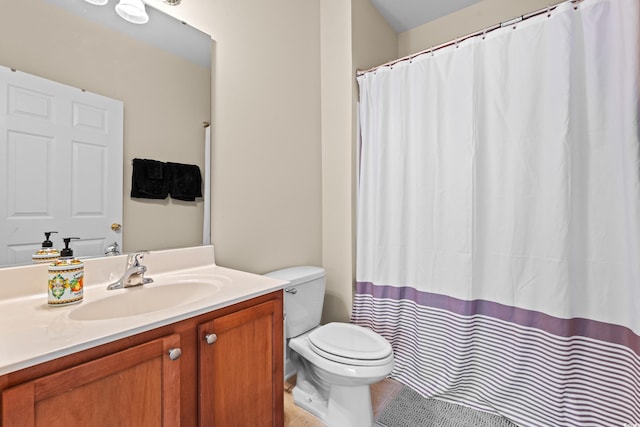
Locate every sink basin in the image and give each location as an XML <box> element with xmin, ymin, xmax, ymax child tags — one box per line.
<box><xmin>69</xmin><ymin>275</ymin><xmax>227</xmax><ymax>321</ymax></box>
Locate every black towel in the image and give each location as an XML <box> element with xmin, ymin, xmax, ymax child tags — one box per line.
<box><xmin>131</xmin><ymin>158</ymin><xmax>169</xmax><ymax>199</ymax></box>
<box><xmin>167</xmin><ymin>162</ymin><xmax>202</xmax><ymax>202</ymax></box>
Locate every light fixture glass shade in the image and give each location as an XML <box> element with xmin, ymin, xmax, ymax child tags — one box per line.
<box><xmin>115</xmin><ymin>0</ymin><xmax>149</xmax><ymax>24</ymax></box>
<box><xmin>83</xmin><ymin>0</ymin><xmax>109</xmax><ymax>5</ymax></box>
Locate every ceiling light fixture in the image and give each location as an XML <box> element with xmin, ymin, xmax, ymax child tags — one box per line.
<box><xmin>115</xmin><ymin>0</ymin><xmax>149</xmax><ymax>24</ymax></box>
<box><xmin>83</xmin><ymin>0</ymin><xmax>109</xmax><ymax>5</ymax></box>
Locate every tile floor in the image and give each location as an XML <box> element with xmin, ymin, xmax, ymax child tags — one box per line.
<box><xmin>283</xmin><ymin>377</ymin><xmax>404</xmax><ymax>427</ymax></box>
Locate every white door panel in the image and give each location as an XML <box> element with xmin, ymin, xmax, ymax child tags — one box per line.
<box><xmin>0</xmin><ymin>66</ymin><xmax>123</xmax><ymax>266</ymax></box>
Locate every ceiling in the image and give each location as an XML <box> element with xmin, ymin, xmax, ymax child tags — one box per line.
<box><xmin>371</xmin><ymin>0</ymin><xmax>484</xmax><ymax>33</ymax></box>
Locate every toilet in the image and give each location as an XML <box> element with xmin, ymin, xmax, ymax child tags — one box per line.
<box><xmin>265</xmin><ymin>266</ymin><xmax>394</xmax><ymax>427</ymax></box>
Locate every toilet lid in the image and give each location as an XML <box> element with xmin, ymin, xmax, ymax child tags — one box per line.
<box><xmin>308</xmin><ymin>323</ymin><xmax>392</xmax><ymax>366</ymax></box>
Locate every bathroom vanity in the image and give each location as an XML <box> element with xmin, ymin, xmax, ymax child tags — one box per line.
<box><xmin>0</xmin><ymin>246</ymin><xmax>286</xmax><ymax>427</ymax></box>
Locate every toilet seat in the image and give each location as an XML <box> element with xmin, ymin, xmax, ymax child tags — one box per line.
<box><xmin>308</xmin><ymin>323</ymin><xmax>393</xmax><ymax>366</ymax></box>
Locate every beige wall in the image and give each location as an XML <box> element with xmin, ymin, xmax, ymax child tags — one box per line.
<box><xmin>319</xmin><ymin>0</ymin><xmax>354</xmax><ymax>323</ymax></box>
<box><xmin>399</xmin><ymin>0</ymin><xmax>564</xmax><ymax>57</ymax></box>
<box><xmin>149</xmin><ymin>0</ymin><xmax>323</xmax><ymax>274</ymax></box>
<box><xmin>1</xmin><ymin>0</ymin><xmax>210</xmax><ymax>254</ymax></box>
<box><xmin>208</xmin><ymin>0</ymin><xmax>322</xmax><ymax>274</ymax></box>
<box><xmin>352</xmin><ymin>0</ymin><xmax>399</xmax><ymax>72</ymax></box>
<box><xmin>320</xmin><ymin>0</ymin><xmax>352</xmax><ymax>322</ymax></box>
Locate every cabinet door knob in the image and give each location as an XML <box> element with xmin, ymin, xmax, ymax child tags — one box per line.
<box><xmin>205</xmin><ymin>333</ymin><xmax>218</xmax><ymax>345</ymax></box>
<box><xmin>168</xmin><ymin>347</ymin><xmax>182</xmax><ymax>360</ymax></box>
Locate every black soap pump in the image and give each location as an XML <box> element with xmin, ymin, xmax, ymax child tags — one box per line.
<box><xmin>60</xmin><ymin>237</ymin><xmax>80</xmax><ymax>259</ymax></box>
<box><xmin>32</xmin><ymin>231</ymin><xmax>60</xmax><ymax>264</ymax></box>
<box><xmin>47</xmin><ymin>237</ymin><xmax>84</xmax><ymax>306</ymax></box>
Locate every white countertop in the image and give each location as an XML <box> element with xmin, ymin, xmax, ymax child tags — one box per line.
<box><xmin>0</xmin><ymin>246</ymin><xmax>288</xmax><ymax>376</ymax></box>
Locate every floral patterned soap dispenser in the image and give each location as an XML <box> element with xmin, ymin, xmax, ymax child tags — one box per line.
<box><xmin>32</xmin><ymin>231</ymin><xmax>60</xmax><ymax>264</ymax></box>
<box><xmin>48</xmin><ymin>237</ymin><xmax>84</xmax><ymax>306</ymax></box>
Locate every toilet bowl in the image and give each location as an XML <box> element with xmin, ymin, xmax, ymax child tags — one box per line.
<box><xmin>264</xmin><ymin>267</ymin><xmax>394</xmax><ymax>427</ymax></box>
<box><xmin>290</xmin><ymin>323</ymin><xmax>394</xmax><ymax>426</ymax></box>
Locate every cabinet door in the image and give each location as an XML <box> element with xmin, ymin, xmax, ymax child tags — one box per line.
<box><xmin>2</xmin><ymin>334</ymin><xmax>181</xmax><ymax>427</ymax></box>
<box><xmin>199</xmin><ymin>300</ymin><xmax>283</xmax><ymax>427</ymax></box>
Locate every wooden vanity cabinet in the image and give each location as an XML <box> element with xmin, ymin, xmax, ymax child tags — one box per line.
<box><xmin>1</xmin><ymin>334</ymin><xmax>181</xmax><ymax>427</ymax></box>
<box><xmin>0</xmin><ymin>291</ymin><xmax>283</xmax><ymax>427</ymax></box>
<box><xmin>199</xmin><ymin>299</ymin><xmax>282</xmax><ymax>426</ymax></box>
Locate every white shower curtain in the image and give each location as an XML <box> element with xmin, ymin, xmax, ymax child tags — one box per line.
<box><xmin>354</xmin><ymin>0</ymin><xmax>640</xmax><ymax>425</ymax></box>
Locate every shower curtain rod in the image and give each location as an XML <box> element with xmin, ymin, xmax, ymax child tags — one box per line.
<box><xmin>356</xmin><ymin>0</ymin><xmax>582</xmax><ymax>77</ymax></box>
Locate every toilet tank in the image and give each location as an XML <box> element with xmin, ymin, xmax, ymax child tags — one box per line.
<box><xmin>264</xmin><ymin>266</ymin><xmax>326</xmax><ymax>338</ymax></box>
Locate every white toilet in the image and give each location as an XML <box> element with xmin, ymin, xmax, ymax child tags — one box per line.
<box><xmin>265</xmin><ymin>266</ymin><xmax>394</xmax><ymax>427</ymax></box>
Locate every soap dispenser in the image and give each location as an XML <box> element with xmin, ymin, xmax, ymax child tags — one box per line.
<box><xmin>48</xmin><ymin>237</ymin><xmax>84</xmax><ymax>306</ymax></box>
<box><xmin>32</xmin><ymin>231</ymin><xmax>60</xmax><ymax>264</ymax></box>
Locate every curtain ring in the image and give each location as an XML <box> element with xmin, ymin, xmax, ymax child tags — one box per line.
<box><xmin>482</xmin><ymin>28</ymin><xmax>487</xmax><ymax>40</ymax></box>
<box><xmin>430</xmin><ymin>47</ymin><xmax>434</xmax><ymax>57</ymax></box>
<box><xmin>547</xmin><ymin>5</ymin><xmax>551</xmax><ymax>17</ymax></box>
<box><xmin>455</xmin><ymin>38</ymin><xmax>459</xmax><ymax>48</ymax></box>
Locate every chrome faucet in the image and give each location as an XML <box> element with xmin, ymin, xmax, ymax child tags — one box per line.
<box><xmin>104</xmin><ymin>241</ymin><xmax>120</xmax><ymax>256</ymax></box>
<box><xmin>107</xmin><ymin>252</ymin><xmax>154</xmax><ymax>290</ymax></box>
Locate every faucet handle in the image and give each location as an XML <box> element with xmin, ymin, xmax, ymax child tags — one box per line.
<box><xmin>104</xmin><ymin>242</ymin><xmax>120</xmax><ymax>256</ymax></box>
<box><xmin>127</xmin><ymin>251</ymin><xmax>149</xmax><ymax>267</ymax></box>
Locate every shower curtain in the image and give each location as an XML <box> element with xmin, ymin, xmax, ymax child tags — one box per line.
<box><xmin>353</xmin><ymin>0</ymin><xmax>640</xmax><ymax>425</ymax></box>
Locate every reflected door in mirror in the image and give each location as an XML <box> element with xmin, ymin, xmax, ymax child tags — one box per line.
<box><xmin>0</xmin><ymin>66</ymin><xmax>123</xmax><ymax>266</ymax></box>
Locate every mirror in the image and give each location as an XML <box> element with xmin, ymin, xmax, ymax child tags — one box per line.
<box><xmin>0</xmin><ymin>0</ymin><xmax>211</xmax><ymax>266</ymax></box>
